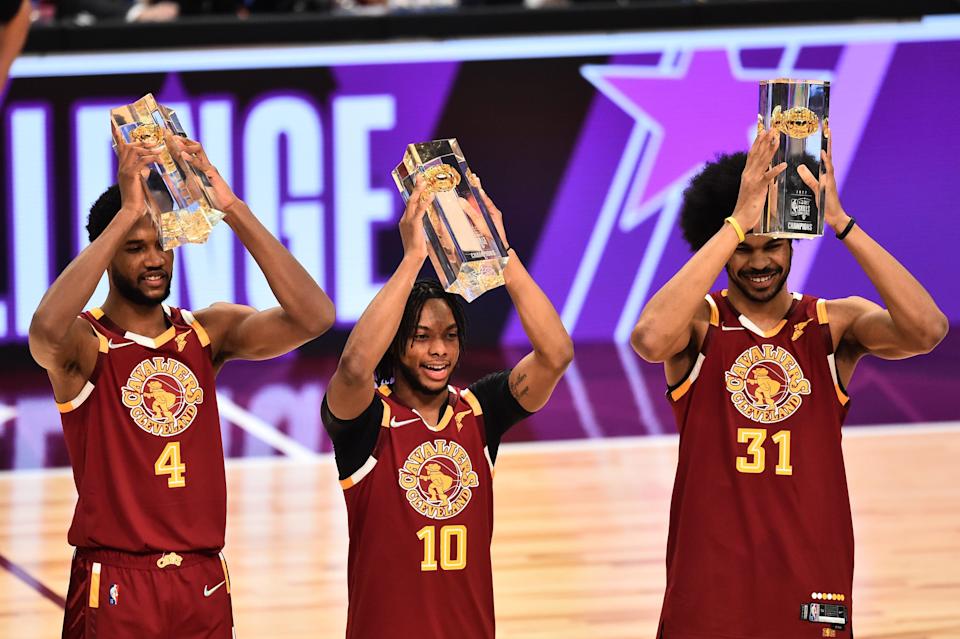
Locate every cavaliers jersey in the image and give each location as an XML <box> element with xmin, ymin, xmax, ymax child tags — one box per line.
<box><xmin>659</xmin><ymin>291</ymin><xmax>853</xmax><ymax>639</ymax></box>
<box><xmin>58</xmin><ymin>305</ymin><xmax>226</xmax><ymax>553</ymax></box>
<box><xmin>338</xmin><ymin>385</ymin><xmax>496</xmax><ymax>639</ymax></box>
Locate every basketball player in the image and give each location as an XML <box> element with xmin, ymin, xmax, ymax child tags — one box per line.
<box><xmin>28</xmin><ymin>134</ymin><xmax>335</xmax><ymax>638</ymax></box>
<box><xmin>631</xmin><ymin>127</ymin><xmax>947</xmax><ymax>638</ymax></box>
<box><xmin>322</xmin><ymin>177</ymin><xmax>573</xmax><ymax>638</ymax></box>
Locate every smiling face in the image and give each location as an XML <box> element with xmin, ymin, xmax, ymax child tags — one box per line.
<box><xmin>395</xmin><ymin>298</ymin><xmax>461</xmax><ymax>397</ymax></box>
<box><xmin>725</xmin><ymin>235</ymin><xmax>792</xmax><ymax>304</ymax></box>
<box><xmin>108</xmin><ymin>215</ymin><xmax>174</xmax><ymax>307</ymax></box>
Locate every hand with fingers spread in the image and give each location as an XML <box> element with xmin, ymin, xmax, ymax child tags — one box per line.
<box><xmin>113</xmin><ymin>128</ymin><xmax>161</xmax><ymax>216</ymax></box>
<box><xmin>399</xmin><ymin>177</ymin><xmax>429</xmax><ymax>262</ymax></box>
<box><xmin>470</xmin><ymin>173</ymin><xmax>509</xmax><ymax>249</ymax></box>
<box><xmin>797</xmin><ymin>135</ymin><xmax>849</xmax><ymax>234</ymax></box>
<box><xmin>175</xmin><ymin>136</ymin><xmax>239</xmax><ymax>211</ymax></box>
<box><xmin>732</xmin><ymin>127</ymin><xmax>788</xmax><ymax>234</ymax></box>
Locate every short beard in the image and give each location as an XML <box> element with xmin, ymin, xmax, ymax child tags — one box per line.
<box><xmin>112</xmin><ymin>271</ymin><xmax>170</xmax><ymax>307</ymax></box>
<box><xmin>396</xmin><ymin>360</ymin><xmax>448</xmax><ymax>397</ymax></box>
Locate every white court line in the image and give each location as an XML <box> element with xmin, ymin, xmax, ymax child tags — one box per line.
<box><xmin>216</xmin><ymin>393</ymin><xmax>320</xmax><ymax>461</ymax></box>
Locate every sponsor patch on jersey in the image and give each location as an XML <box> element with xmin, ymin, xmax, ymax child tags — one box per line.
<box><xmin>725</xmin><ymin>344</ymin><xmax>811</xmax><ymax>423</ymax></box>
<box><xmin>121</xmin><ymin>357</ymin><xmax>205</xmax><ymax>436</ymax></box>
<box><xmin>398</xmin><ymin>439</ymin><xmax>480</xmax><ymax>520</ymax></box>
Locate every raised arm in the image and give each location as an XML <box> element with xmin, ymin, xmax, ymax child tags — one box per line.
<box><xmin>476</xmin><ymin>184</ymin><xmax>573</xmax><ymax>412</ymax></box>
<box><xmin>179</xmin><ymin>139</ymin><xmax>335</xmax><ymax>364</ymax></box>
<box><xmin>631</xmin><ymin>127</ymin><xmax>786</xmax><ymax>365</ymax></box>
<box><xmin>797</xmin><ymin>137</ymin><xmax>947</xmax><ymax>373</ymax></box>
<box><xmin>29</xmin><ymin>136</ymin><xmax>160</xmax><ymax>386</ymax></box>
<box><xmin>325</xmin><ymin>180</ymin><xmax>430</xmax><ymax>420</ymax></box>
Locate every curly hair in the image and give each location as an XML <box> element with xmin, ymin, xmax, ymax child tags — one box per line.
<box><xmin>374</xmin><ymin>279</ymin><xmax>467</xmax><ymax>386</ymax></box>
<box><xmin>679</xmin><ymin>152</ymin><xmax>747</xmax><ymax>252</ymax></box>
<box><xmin>86</xmin><ymin>184</ymin><xmax>124</xmax><ymax>243</ymax></box>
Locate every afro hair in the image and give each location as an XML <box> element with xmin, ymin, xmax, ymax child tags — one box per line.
<box><xmin>679</xmin><ymin>152</ymin><xmax>747</xmax><ymax>252</ymax></box>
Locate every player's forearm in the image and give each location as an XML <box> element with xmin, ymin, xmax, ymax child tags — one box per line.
<box><xmin>839</xmin><ymin>219</ymin><xmax>948</xmax><ymax>350</ymax></box>
<box><xmin>632</xmin><ymin>222</ymin><xmax>740</xmax><ymax>361</ymax></box>
<box><xmin>224</xmin><ymin>201</ymin><xmax>335</xmax><ymax>336</ymax></box>
<box><xmin>337</xmin><ymin>255</ymin><xmax>424</xmax><ymax>383</ymax></box>
<box><xmin>30</xmin><ymin>207</ymin><xmax>141</xmax><ymax>349</ymax></box>
<box><xmin>503</xmin><ymin>252</ymin><xmax>573</xmax><ymax>372</ymax></box>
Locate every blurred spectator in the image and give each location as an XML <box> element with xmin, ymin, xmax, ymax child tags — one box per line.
<box><xmin>57</xmin><ymin>0</ymin><xmax>242</xmax><ymax>22</ymax></box>
<box><xmin>0</xmin><ymin>0</ymin><xmax>30</xmax><ymax>90</ymax></box>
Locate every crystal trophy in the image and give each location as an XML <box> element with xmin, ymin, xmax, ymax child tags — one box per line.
<box><xmin>392</xmin><ymin>139</ymin><xmax>509</xmax><ymax>302</ymax></box>
<box><xmin>110</xmin><ymin>94</ymin><xmax>225</xmax><ymax>249</ymax></box>
<box><xmin>758</xmin><ymin>79</ymin><xmax>830</xmax><ymax>238</ymax></box>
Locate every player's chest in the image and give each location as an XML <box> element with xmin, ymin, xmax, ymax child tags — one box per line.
<box><xmin>377</xmin><ymin>425</ymin><xmax>492</xmax><ymax>522</ymax></box>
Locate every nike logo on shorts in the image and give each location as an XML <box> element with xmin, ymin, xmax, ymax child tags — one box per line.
<box><xmin>390</xmin><ymin>416</ymin><xmax>420</xmax><ymax>427</ymax></box>
<box><xmin>204</xmin><ymin>581</ymin><xmax>226</xmax><ymax>597</ymax></box>
<box><xmin>108</xmin><ymin>339</ymin><xmax>136</xmax><ymax>348</ymax></box>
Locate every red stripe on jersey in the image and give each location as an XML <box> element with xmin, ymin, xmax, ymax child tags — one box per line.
<box><xmin>342</xmin><ymin>386</ymin><xmax>496</xmax><ymax>639</ymax></box>
<box><xmin>660</xmin><ymin>292</ymin><xmax>854</xmax><ymax>639</ymax></box>
<box><xmin>59</xmin><ymin>306</ymin><xmax>226</xmax><ymax>553</ymax></box>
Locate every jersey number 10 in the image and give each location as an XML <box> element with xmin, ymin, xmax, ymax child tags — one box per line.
<box><xmin>417</xmin><ymin>525</ymin><xmax>467</xmax><ymax>572</ymax></box>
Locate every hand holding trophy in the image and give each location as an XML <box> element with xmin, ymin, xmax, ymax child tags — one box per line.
<box><xmin>110</xmin><ymin>93</ymin><xmax>226</xmax><ymax>249</ymax></box>
<box><xmin>392</xmin><ymin>139</ymin><xmax>509</xmax><ymax>302</ymax></box>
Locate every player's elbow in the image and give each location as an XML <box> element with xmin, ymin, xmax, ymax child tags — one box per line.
<box><xmin>630</xmin><ymin>323</ymin><xmax>669</xmax><ymax>363</ymax></box>
<box><xmin>544</xmin><ymin>336</ymin><xmax>574</xmax><ymax>373</ymax></box>
<box><xmin>914</xmin><ymin>311</ymin><xmax>949</xmax><ymax>354</ymax></box>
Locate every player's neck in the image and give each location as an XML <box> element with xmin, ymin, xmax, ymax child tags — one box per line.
<box><xmin>391</xmin><ymin>380</ymin><xmax>449</xmax><ymax>427</ymax></box>
<box><xmin>100</xmin><ymin>294</ymin><xmax>169</xmax><ymax>337</ymax></box>
<box><xmin>725</xmin><ymin>285</ymin><xmax>794</xmax><ymax>330</ymax></box>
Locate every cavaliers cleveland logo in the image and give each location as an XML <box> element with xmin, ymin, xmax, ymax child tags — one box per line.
<box><xmin>121</xmin><ymin>357</ymin><xmax>204</xmax><ymax>436</ymax></box>
<box><xmin>725</xmin><ymin>345</ymin><xmax>811</xmax><ymax>423</ymax></box>
<box><xmin>398</xmin><ymin>439</ymin><xmax>480</xmax><ymax>520</ymax></box>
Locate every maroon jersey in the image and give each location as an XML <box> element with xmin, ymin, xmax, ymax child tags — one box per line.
<box><xmin>337</xmin><ymin>385</ymin><xmax>497</xmax><ymax>639</ymax></box>
<box><xmin>58</xmin><ymin>305</ymin><xmax>226</xmax><ymax>553</ymax></box>
<box><xmin>660</xmin><ymin>291</ymin><xmax>853</xmax><ymax>639</ymax></box>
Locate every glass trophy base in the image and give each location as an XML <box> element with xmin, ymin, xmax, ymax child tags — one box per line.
<box><xmin>445</xmin><ymin>257</ymin><xmax>506</xmax><ymax>303</ymax></box>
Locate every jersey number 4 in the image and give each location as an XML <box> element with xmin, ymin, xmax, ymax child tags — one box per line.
<box><xmin>417</xmin><ymin>525</ymin><xmax>467</xmax><ymax>572</ymax></box>
<box><xmin>736</xmin><ymin>428</ymin><xmax>792</xmax><ymax>476</ymax></box>
<box><xmin>155</xmin><ymin>442</ymin><xmax>187</xmax><ymax>488</ymax></box>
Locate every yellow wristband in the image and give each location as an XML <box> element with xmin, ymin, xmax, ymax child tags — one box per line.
<box><xmin>725</xmin><ymin>216</ymin><xmax>745</xmax><ymax>243</ymax></box>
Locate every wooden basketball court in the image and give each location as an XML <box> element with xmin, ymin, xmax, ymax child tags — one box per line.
<box><xmin>1</xmin><ymin>424</ymin><xmax>958</xmax><ymax>638</ymax></box>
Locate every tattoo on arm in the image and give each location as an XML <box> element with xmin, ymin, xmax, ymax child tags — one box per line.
<box><xmin>509</xmin><ymin>373</ymin><xmax>529</xmax><ymax>399</ymax></box>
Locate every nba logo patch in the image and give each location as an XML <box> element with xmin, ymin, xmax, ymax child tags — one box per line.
<box><xmin>109</xmin><ymin>584</ymin><xmax>119</xmax><ymax>606</ymax></box>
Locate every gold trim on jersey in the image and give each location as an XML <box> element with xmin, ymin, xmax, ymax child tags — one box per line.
<box><xmin>705</xmin><ymin>295</ymin><xmax>719</xmax><ymax>327</ymax></box>
<box><xmin>180</xmin><ymin>309</ymin><xmax>211</xmax><ymax>347</ymax></box>
<box><xmin>218</xmin><ymin>552</ymin><xmax>232</xmax><ymax>594</ymax></box>
<box><xmin>816</xmin><ymin>298</ymin><xmax>829</xmax><ymax>325</ymax></box>
<box><xmin>88</xmin><ymin>562</ymin><xmax>101</xmax><ymax>608</ymax></box>
<box><xmin>378</xmin><ymin>384</ymin><xmax>393</xmax><ymax>397</ymax></box>
<box><xmin>57</xmin><ymin>381</ymin><xmax>96</xmax><ymax>413</ymax></box>
<box><xmin>340</xmin><ymin>455</ymin><xmax>378</xmax><ymax>490</ymax></box>
<box><xmin>669</xmin><ymin>352</ymin><xmax>706</xmax><ymax>402</ymax></box>
<box><xmin>460</xmin><ymin>388</ymin><xmax>483</xmax><ymax>416</ymax></box>
<box><xmin>89</xmin><ymin>307</ymin><xmax>105</xmax><ymax>320</ymax></box>
<box><xmin>380</xmin><ymin>400</ymin><xmax>392</xmax><ymax>428</ymax></box>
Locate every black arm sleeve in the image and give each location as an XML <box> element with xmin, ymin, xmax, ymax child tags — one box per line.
<box><xmin>321</xmin><ymin>394</ymin><xmax>384</xmax><ymax>480</ymax></box>
<box><xmin>468</xmin><ymin>369</ymin><xmax>533</xmax><ymax>464</ymax></box>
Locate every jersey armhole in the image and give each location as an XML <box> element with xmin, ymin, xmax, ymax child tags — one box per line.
<box><xmin>816</xmin><ymin>298</ymin><xmax>851</xmax><ymax>406</ymax></box>
<box><xmin>338</xmin><ymin>399</ymin><xmax>390</xmax><ymax>491</ymax></box>
<box><xmin>667</xmin><ymin>295</ymin><xmax>716</xmax><ymax>402</ymax></box>
<box><xmin>57</xmin><ymin>319</ymin><xmax>108</xmax><ymax>414</ymax></box>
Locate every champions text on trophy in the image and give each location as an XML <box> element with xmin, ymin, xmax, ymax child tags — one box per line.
<box><xmin>392</xmin><ymin>139</ymin><xmax>509</xmax><ymax>302</ymax></box>
<box><xmin>759</xmin><ymin>79</ymin><xmax>830</xmax><ymax>238</ymax></box>
<box><xmin>110</xmin><ymin>94</ymin><xmax>225</xmax><ymax>250</ymax></box>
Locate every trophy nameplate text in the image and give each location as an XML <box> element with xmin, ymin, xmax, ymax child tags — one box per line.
<box><xmin>392</xmin><ymin>139</ymin><xmax>509</xmax><ymax>302</ymax></box>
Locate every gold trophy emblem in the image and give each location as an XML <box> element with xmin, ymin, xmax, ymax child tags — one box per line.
<box><xmin>110</xmin><ymin>94</ymin><xmax>225</xmax><ymax>249</ymax></box>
